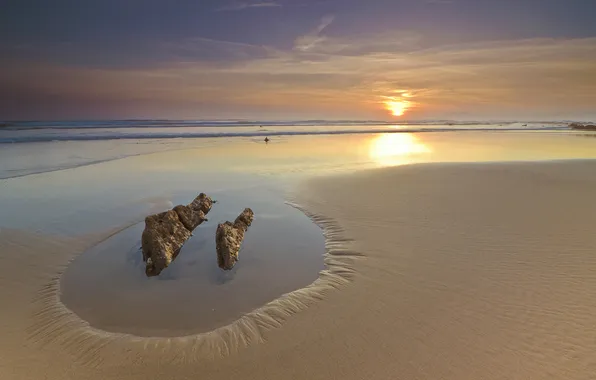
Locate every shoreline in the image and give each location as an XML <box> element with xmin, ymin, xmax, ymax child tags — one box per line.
<box><xmin>2</xmin><ymin>130</ymin><xmax>595</xmax><ymax>182</ymax></box>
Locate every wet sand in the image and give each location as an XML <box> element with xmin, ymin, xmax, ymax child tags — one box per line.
<box><xmin>2</xmin><ymin>159</ymin><xmax>596</xmax><ymax>379</ymax></box>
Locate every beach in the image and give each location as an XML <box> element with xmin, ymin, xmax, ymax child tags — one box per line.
<box><xmin>4</xmin><ymin>0</ymin><xmax>596</xmax><ymax>375</ymax></box>
<box><xmin>1</xmin><ymin>130</ymin><xmax>596</xmax><ymax>379</ymax></box>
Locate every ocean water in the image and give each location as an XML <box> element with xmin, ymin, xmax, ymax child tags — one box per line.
<box><xmin>0</xmin><ymin>119</ymin><xmax>576</xmax><ymax>180</ymax></box>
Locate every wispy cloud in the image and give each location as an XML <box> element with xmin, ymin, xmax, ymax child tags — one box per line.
<box><xmin>293</xmin><ymin>15</ymin><xmax>335</xmax><ymax>51</ymax></box>
<box><xmin>293</xmin><ymin>30</ymin><xmax>422</xmax><ymax>55</ymax></box>
<box><xmin>215</xmin><ymin>1</ymin><xmax>282</xmax><ymax>12</ymax></box>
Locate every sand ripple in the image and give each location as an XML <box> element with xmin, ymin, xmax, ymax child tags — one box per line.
<box><xmin>2</xmin><ymin>161</ymin><xmax>596</xmax><ymax>379</ymax></box>
<box><xmin>0</xmin><ymin>204</ymin><xmax>357</xmax><ymax>375</ymax></box>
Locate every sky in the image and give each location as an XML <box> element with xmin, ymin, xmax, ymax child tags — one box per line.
<box><xmin>0</xmin><ymin>0</ymin><xmax>595</xmax><ymax>121</ymax></box>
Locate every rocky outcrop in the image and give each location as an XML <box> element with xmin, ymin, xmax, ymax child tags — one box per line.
<box><xmin>569</xmin><ymin>123</ymin><xmax>596</xmax><ymax>131</ymax></box>
<box><xmin>142</xmin><ymin>193</ymin><xmax>214</xmax><ymax>277</ymax></box>
<box><xmin>216</xmin><ymin>208</ymin><xmax>254</xmax><ymax>270</ymax></box>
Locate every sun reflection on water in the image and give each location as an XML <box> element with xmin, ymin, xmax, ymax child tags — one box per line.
<box><xmin>369</xmin><ymin>133</ymin><xmax>430</xmax><ymax>167</ymax></box>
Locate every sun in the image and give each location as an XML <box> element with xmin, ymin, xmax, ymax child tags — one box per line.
<box><xmin>384</xmin><ymin>99</ymin><xmax>412</xmax><ymax>117</ymax></box>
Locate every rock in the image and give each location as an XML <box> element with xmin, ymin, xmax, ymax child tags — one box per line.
<box><xmin>141</xmin><ymin>193</ymin><xmax>213</xmax><ymax>277</ymax></box>
<box><xmin>172</xmin><ymin>205</ymin><xmax>206</xmax><ymax>231</ymax></box>
<box><xmin>569</xmin><ymin>123</ymin><xmax>596</xmax><ymax>131</ymax></box>
<box><xmin>233</xmin><ymin>208</ymin><xmax>254</xmax><ymax>229</ymax></box>
<box><xmin>191</xmin><ymin>193</ymin><xmax>215</xmax><ymax>214</ymax></box>
<box><xmin>141</xmin><ymin>210</ymin><xmax>191</xmax><ymax>277</ymax></box>
<box><xmin>216</xmin><ymin>208</ymin><xmax>254</xmax><ymax>270</ymax></box>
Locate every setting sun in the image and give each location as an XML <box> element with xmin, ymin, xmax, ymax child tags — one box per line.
<box><xmin>384</xmin><ymin>99</ymin><xmax>412</xmax><ymax>117</ymax></box>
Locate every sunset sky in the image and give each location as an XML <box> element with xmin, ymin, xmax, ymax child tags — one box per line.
<box><xmin>1</xmin><ymin>0</ymin><xmax>595</xmax><ymax>121</ymax></box>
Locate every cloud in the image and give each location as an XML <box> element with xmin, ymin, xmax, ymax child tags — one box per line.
<box><xmin>215</xmin><ymin>1</ymin><xmax>282</xmax><ymax>12</ymax></box>
<box><xmin>2</xmin><ymin>30</ymin><xmax>596</xmax><ymax>120</ymax></box>
<box><xmin>293</xmin><ymin>30</ymin><xmax>423</xmax><ymax>55</ymax></box>
<box><xmin>159</xmin><ymin>37</ymin><xmax>273</xmax><ymax>64</ymax></box>
<box><xmin>293</xmin><ymin>15</ymin><xmax>335</xmax><ymax>52</ymax></box>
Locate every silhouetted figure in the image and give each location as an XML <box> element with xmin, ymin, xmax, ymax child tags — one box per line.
<box><xmin>264</xmin><ymin>137</ymin><xmax>270</xmax><ymax>143</ymax></box>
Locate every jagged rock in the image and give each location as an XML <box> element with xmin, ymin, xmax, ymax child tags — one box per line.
<box><xmin>173</xmin><ymin>192</ymin><xmax>213</xmax><ymax>230</ymax></box>
<box><xmin>173</xmin><ymin>205</ymin><xmax>206</xmax><ymax>231</ymax></box>
<box><xmin>142</xmin><ymin>193</ymin><xmax>213</xmax><ymax>277</ymax></box>
<box><xmin>191</xmin><ymin>193</ymin><xmax>215</xmax><ymax>214</ymax></box>
<box><xmin>569</xmin><ymin>123</ymin><xmax>596</xmax><ymax>131</ymax></box>
<box><xmin>216</xmin><ymin>208</ymin><xmax>254</xmax><ymax>270</ymax></box>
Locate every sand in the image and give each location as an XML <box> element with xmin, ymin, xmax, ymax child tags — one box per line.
<box><xmin>2</xmin><ymin>160</ymin><xmax>596</xmax><ymax>379</ymax></box>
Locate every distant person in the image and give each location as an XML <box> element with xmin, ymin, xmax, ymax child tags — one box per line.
<box><xmin>264</xmin><ymin>137</ymin><xmax>270</xmax><ymax>143</ymax></box>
